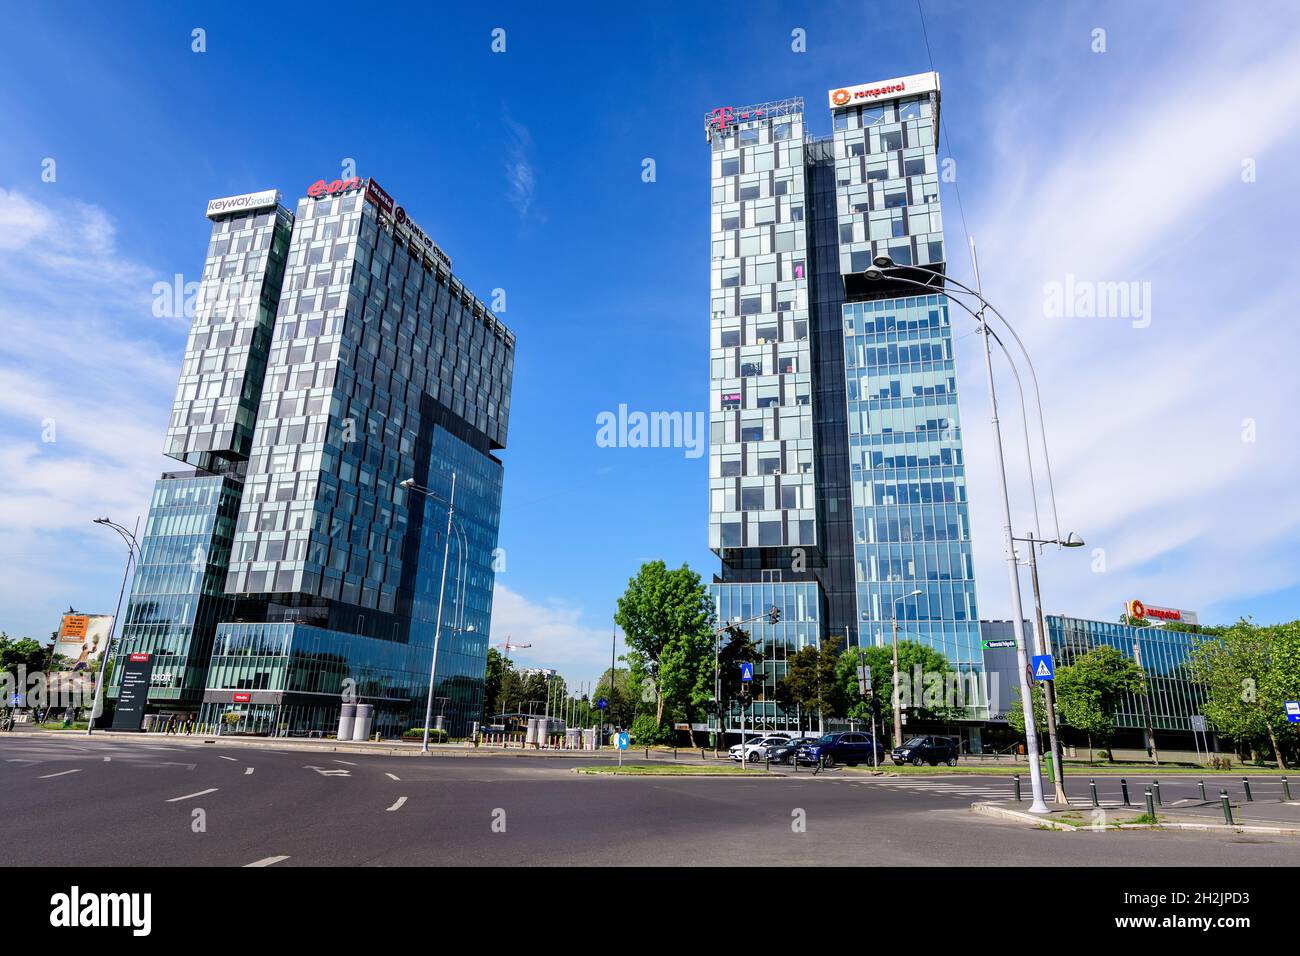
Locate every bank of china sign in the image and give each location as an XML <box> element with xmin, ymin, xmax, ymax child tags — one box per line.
<box><xmin>827</xmin><ymin>71</ymin><xmax>940</xmax><ymax>110</ymax></box>
<box><xmin>205</xmin><ymin>188</ymin><xmax>279</xmax><ymax>219</ymax></box>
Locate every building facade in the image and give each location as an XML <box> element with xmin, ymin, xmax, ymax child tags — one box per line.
<box><xmin>706</xmin><ymin>73</ymin><xmax>986</xmax><ymax>734</ymax></box>
<box><xmin>109</xmin><ymin>178</ymin><xmax>514</xmax><ymax>737</ymax></box>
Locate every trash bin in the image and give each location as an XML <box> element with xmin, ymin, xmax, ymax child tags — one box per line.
<box><xmin>337</xmin><ymin>702</ymin><xmax>357</xmax><ymax>741</ymax></box>
<box><xmin>351</xmin><ymin>703</ymin><xmax>373</xmax><ymax>741</ymax></box>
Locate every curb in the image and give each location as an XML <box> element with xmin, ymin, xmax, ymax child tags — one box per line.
<box><xmin>572</xmin><ymin>767</ymin><xmax>786</xmax><ymax>778</ymax></box>
<box><xmin>970</xmin><ymin>801</ymin><xmax>1300</xmax><ymax>836</ymax></box>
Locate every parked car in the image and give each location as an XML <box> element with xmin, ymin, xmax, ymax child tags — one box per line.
<box><xmin>891</xmin><ymin>735</ymin><xmax>960</xmax><ymax>766</ymax></box>
<box><xmin>796</xmin><ymin>732</ymin><xmax>887</xmax><ymax>767</ymax></box>
<box><xmin>765</xmin><ymin>736</ymin><xmax>818</xmax><ymax>765</ymax></box>
<box><xmin>728</xmin><ymin>733</ymin><xmax>792</xmax><ymax>762</ymax></box>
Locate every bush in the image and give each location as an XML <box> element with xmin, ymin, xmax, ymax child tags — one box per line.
<box><xmin>1208</xmin><ymin>754</ymin><xmax>1233</xmax><ymax>771</ymax></box>
<box><xmin>402</xmin><ymin>727</ymin><xmax>449</xmax><ymax>743</ymax></box>
<box><xmin>628</xmin><ymin>713</ymin><xmax>673</xmax><ymax>745</ymax></box>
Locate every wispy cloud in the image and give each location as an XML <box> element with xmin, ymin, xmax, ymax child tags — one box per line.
<box><xmin>502</xmin><ymin>113</ymin><xmax>539</xmax><ymax>220</ymax></box>
<box><xmin>950</xmin><ymin>12</ymin><xmax>1300</xmax><ymax>623</ymax></box>
<box><xmin>0</xmin><ymin>187</ymin><xmax>177</xmax><ymax>635</ymax></box>
<box><xmin>489</xmin><ymin>582</ymin><xmax>616</xmax><ymax>687</ymax></box>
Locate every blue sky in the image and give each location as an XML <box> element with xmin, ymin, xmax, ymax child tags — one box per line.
<box><xmin>2</xmin><ymin>1</ymin><xmax>1299</xmax><ymax>689</ymax></box>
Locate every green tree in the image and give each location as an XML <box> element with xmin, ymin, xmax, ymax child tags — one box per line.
<box><xmin>837</xmin><ymin>640</ymin><xmax>963</xmax><ymax>738</ymax></box>
<box><xmin>715</xmin><ymin>624</ymin><xmax>761</xmax><ymax>722</ymax></box>
<box><xmin>1053</xmin><ymin>646</ymin><xmax>1145</xmax><ymax>763</ymax></box>
<box><xmin>1004</xmin><ymin>683</ymin><xmax>1048</xmax><ymax>742</ymax></box>
<box><xmin>776</xmin><ymin>642</ymin><xmax>842</xmax><ymax>731</ymax></box>
<box><xmin>591</xmin><ymin>667</ymin><xmax>636</xmax><ymax>728</ymax></box>
<box><xmin>482</xmin><ymin>648</ymin><xmax>507</xmax><ymax>720</ymax></box>
<box><xmin>1189</xmin><ymin>620</ymin><xmax>1298</xmax><ymax>769</ymax></box>
<box><xmin>0</xmin><ymin>635</ymin><xmax>50</xmax><ymax>673</ymax></box>
<box><xmin>614</xmin><ymin>561</ymin><xmax>714</xmax><ymax>738</ymax></box>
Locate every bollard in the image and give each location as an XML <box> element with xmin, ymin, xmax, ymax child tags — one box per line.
<box><xmin>673</xmin><ymin>746</ymin><xmax>678</xmax><ymax>761</ymax></box>
<box><xmin>1090</xmin><ymin>779</ymin><xmax>1099</xmax><ymax>808</ymax></box>
<box><xmin>1198</xmin><ymin>779</ymin><xmax>1207</xmax><ymax>802</ymax></box>
<box><xmin>645</xmin><ymin>747</ymin><xmax>649</xmax><ymax>760</ymax></box>
<box><xmin>1242</xmin><ymin>777</ymin><xmax>1253</xmax><ymax>802</ymax></box>
<box><xmin>701</xmin><ymin>748</ymin><xmax>706</xmax><ymax>762</ymax></box>
<box><xmin>1144</xmin><ymin>788</ymin><xmax>1156</xmax><ymax>820</ymax></box>
<box><xmin>1120</xmin><ymin>778</ymin><xmax>1131</xmax><ymax>806</ymax></box>
<box><xmin>1221</xmin><ymin>790</ymin><xmax>1234</xmax><ymax>825</ymax></box>
<box><xmin>1283</xmin><ymin>776</ymin><xmax>1292</xmax><ymax>802</ymax></box>
<box><xmin>1152</xmin><ymin>780</ymin><xmax>1162</xmax><ymax>806</ymax></box>
<box><xmin>765</xmin><ymin>754</ymin><xmax>770</xmax><ymax>771</ymax></box>
<box><xmin>1013</xmin><ymin>774</ymin><xmax>1022</xmax><ymax>802</ymax></box>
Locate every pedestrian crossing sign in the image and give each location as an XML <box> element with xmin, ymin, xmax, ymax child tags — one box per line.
<box><xmin>1031</xmin><ymin>655</ymin><xmax>1054</xmax><ymax>681</ymax></box>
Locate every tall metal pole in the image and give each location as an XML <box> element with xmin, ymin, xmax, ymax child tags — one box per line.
<box><xmin>1026</xmin><ymin>538</ymin><xmax>1069</xmax><ymax>804</ymax></box>
<box><xmin>88</xmin><ymin>516</ymin><xmax>139</xmax><ymax>736</ymax></box>
<box><xmin>421</xmin><ymin>472</ymin><xmax>456</xmax><ymax>753</ymax></box>
<box><xmin>890</xmin><ymin>614</ymin><xmax>903</xmax><ymax>748</ymax></box>
<box><xmin>971</xmin><ymin>237</ymin><xmax>1050</xmax><ymax>813</ymax></box>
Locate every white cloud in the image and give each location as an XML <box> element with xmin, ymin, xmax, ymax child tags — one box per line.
<box><xmin>488</xmin><ymin>582</ymin><xmax>617</xmax><ymax>687</ymax></box>
<box><xmin>502</xmin><ymin>114</ymin><xmax>539</xmax><ymax>220</ymax></box>
<box><xmin>950</xmin><ymin>15</ymin><xmax>1300</xmax><ymax>624</ymax></box>
<box><xmin>0</xmin><ymin>188</ymin><xmax>178</xmax><ymax>636</ymax></box>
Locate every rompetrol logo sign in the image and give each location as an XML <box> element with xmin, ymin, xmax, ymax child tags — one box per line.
<box><xmin>1127</xmin><ymin>600</ymin><xmax>1199</xmax><ymax>626</ymax></box>
<box><xmin>831</xmin><ymin>89</ymin><xmax>851</xmax><ymax>106</ymax></box>
<box><xmin>307</xmin><ymin>176</ymin><xmax>363</xmax><ymax>198</ymax></box>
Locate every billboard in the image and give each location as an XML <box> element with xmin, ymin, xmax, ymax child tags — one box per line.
<box><xmin>111</xmin><ymin>654</ymin><xmax>154</xmax><ymax>731</ymax></box>
<box><xmin>1127</xmin><ymin>600</ymin><xmax>1199</xmax><ymax>626</ymax></box>
<box><xmin>828</xmin><ymin>71</ymin><xmax>940</xmax><ymax>110</ymax></box>
<box><xmin>205</xmin><ymin>188</ymin><xmax>279</xmax><ymax>219</ymax></box>
<box><xmin>56</xmin><ymin>614</ymin><xmax>114</xmax><ymax>670</ymax></box>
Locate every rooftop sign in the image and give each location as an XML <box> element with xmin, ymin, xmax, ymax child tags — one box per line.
<box><xmin>828</xmin><ymin>71</ymin><xmax>939</xmax><ymax>110</ymax></box>
<box><xmin>1127</xmin><ymin>600</ymin><xmax>1199</xmax><ymax>627</ymax></box>
<box><xmin>206</xmin><ymin>188</ymin><xmax>279</xmax><ymax>219</ymax></box>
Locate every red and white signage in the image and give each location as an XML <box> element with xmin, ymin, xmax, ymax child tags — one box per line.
<box><xmin>1127</xmin><ymin>600</ymin><xmax>1199</xmax><ymax>626</ymax></box>
<box><xmin>307</xmin><ymin>176</ymin><xmax>364</xmax><ymax>198</ymax></box>
<box><xmin>232</xmin><ymin>692</ymin><xmax>252</xmax><ymax>703</ymax></box>
<box><xmin>128</xmin><ymin>653</ymin><xmax>150</xmax><ymax>662</ymax></box>
<box><xmin>364</xmin><ymin>178</ymin><xmax>395</xmax><ymax>216</ymax></box>
<box><xmin>828</xmin><ymin>71</ymin><xmax>939</xmax><ymax>110</ymax></box>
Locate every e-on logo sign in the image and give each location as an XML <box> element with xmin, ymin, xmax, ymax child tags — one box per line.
<box><xmin>307</xmin><ymin>176</ymin><xmax>363</xmax><ymax>198</ymax></box>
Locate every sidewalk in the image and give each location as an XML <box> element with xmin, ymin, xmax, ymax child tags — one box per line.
<box><xmin>973</xmin><ymin>795</ymin><xmax>1300</xmax><ymax>834</ymax></box>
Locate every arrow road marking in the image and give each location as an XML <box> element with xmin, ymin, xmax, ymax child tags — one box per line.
<box><xmin>386</xmin><ymin>796</ymin><xmax>407</xmax><ymax>812</ymax></box>
<box><xmin>244</xmin><ymin>767</ymin><xmax>254</xmax><ymax>775</ymax></box>
<box><xmin>304</xmin><ymin>765</ymin><xmax>351</xmax><ymax>777</ymax></box>
<box><xmin>245</xmin><ymin>856</ymin><xmax>290</xmax><ymax>867</ymax></box>
<box><xmin>39</xmin><ymin>769</ymin><xmax>83</xmax><ymax>779</ymax></box>
<box><xmin>166</xmin><ymin>788</ymin><xmax>218</xmax><ymax>802</ymax></box>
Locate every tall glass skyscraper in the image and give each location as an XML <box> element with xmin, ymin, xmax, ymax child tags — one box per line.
<box><xmin>110</xmin><ymin>178</ymin><xmax>514</xmax><ymax>737</ymax></box>
<box><xmin>706</xmin><ymin>72</ymin><xmax>986</xmax><ymax>732</ymax></box>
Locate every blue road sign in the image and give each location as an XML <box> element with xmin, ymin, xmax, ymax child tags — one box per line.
<box><xmin>1286</xmin><ymin>701</ymin><xmax>1300</xmax><ymax>723</ymax></box>
<box><xmin>740</xmin><ymin>662</ymin><xmax>754</xmax><ymax>682</ymax></box>
<box><xmin>1031</xmin><ymin>655</ymin><xmax>1055</xmax><ymax>681</ymax></box>
<box><xmin>596</xmin><ymin>697</ymin><xmax>608</xmax><ymax>711</ymax></box>
<box><xmin>615</xmin><ymin>732</ymin><xmax>630</xmax><ymax>750</ymax></box>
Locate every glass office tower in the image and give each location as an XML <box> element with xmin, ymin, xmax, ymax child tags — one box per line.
<box><xmin>114</xmin><ymin>180</ymin><xmax>514</xmax><ymax>737</ymax></box>
<box><xmin>706</xmin><ymin>72</ymin><xmax>986</xmax><ymax>732</ymax></box>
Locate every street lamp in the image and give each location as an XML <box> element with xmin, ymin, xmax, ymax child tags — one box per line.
<box><xmin>400</xmin><ymin>475</ymin><xmax>461</xmax><ymax>753</ymax></box>
<box><xmin>1013</xmin><ymin>530</ymin><xmax>1085</xmax><ymax>804</ymax></box>
<box><xmin>867</xmin><ymin>250</ymin><xmax>1052</xmax><ymax>813</ymax></box>
<box><xmin>891</xmin><ymin>589</ymin><xmax>923</xmax><ymax>747</ymax></box>
<box><xmin>88</xmin><ymin>517</ymin><xmax>139</xmax><ymax>736</ymax></box>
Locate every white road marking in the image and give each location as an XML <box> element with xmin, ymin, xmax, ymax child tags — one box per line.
<box><xmin>386</xmin><ymin>796</ymin><xmax>407</xmax><ymax>812</ymax></box>
<box><xmin>244</xmin><ymin>855</ymin><xmax>290</xmax><ymax>867</ymax></box>
<box><xmin>219</xmin><ymin>755</ymin><xmax>238</xmax><ymax>762</ymax></box>
<box><xmin>304</xmin><ymin>765</ymin><xmax>350</xmax><ymax>777</ymax></box>
<box><xmin>333</xmin><ymin>759</ymin><xmax>357</xmax><ymax>766</ymax></box>
<box><xmin>244</xmin><ymin>767</ymin><xmax>254</xmax><ymax>775</ymax></box>
<box><xmin>103</xmin><ymin>756</ymin><xmax>111</xmax><ymax>762</ymax></box>
<box><xmin>39</xmin><ymin>769</ymin><xmax>83</xmax><ymax>779</ymax></box>
<box><xmin>385</xmin><ymin>772</ymin><xmax>401</xmax><ymax>781</ymax></box>
<box><xmin>166</xmin><ymin>788</ymin><xmax>218</xmax><ymax>802</ymax></box>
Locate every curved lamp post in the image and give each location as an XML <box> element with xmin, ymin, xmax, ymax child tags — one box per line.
<box><xmin>88</xmin><ymin>517</ymin><xmax>139</xmax><ymax>735</ymax></box>
<box><xmin>865</xmin><ymin>253</ymin><xmax>1051</xmax><ymax>813</ymax></box>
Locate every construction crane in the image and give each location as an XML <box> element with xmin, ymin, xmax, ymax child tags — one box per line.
<box><xmin>493</xmin><ymin>637</ymin><xmax>533</xmax><ymax>719</ymax></box>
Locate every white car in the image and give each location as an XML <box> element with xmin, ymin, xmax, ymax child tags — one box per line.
<box><xmin>728</xmin><ymin>733</ymin><xmax>792</xmax><ymax>762</ymax></box>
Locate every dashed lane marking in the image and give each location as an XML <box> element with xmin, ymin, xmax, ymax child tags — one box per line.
<box><xmin>245</xmin><ymin>856</ymin><xmax>289</xmax><ymax>867</ymax></box>
<box><xmin>245</xmin><ymin>767</ymin><xmax>255</xmax><ymax>775</ymax></box>
<box><xmin>385</xmin><ymin>772</ymin><xmax>400</xmax><ymax>781</ymax></box>
<box><xmin>165</xmin><ymin>788</ymin><xmax>218</xmax><ymax>803</ymax></box>
<box><xmin>333</xmin><ymin>759</ymin><xmax>358</xmax><ymax>766</ymax></box>
<box><xmin>386</xmin><ymin>796</ymin><xmax>407</xmax><ymax>812</ymax></box>
<box><xmin>219</xmin><ymin>756</ymin><xmax>238</xmax><ymax>762</ymax></box>
<box><xmin>39</xmin><ymin>769</ymin><xmax>83</xmax><ymax>779</ymax></box>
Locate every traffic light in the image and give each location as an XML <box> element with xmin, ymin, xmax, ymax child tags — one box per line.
<box><xmin>768</xmin><ymin>605</ymin><xmax>781</xmax><ymax>625</ymax></box>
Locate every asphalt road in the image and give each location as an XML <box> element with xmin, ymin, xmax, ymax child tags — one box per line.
<box><xmin>2</xmin><ymin>734</ymin><xmax>1296</xmax><ymax>866</ymax></box>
